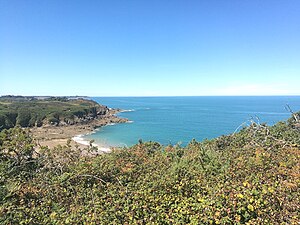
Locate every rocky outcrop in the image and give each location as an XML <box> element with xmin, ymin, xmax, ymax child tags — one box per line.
<box><xmin>45</xmin><ymin>107</ymin><xmax>128</xmax><ymax>128</ymax></box>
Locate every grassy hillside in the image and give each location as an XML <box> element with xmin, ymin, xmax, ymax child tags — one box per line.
<box><xmin>0</xmin><ymin>113</ymin><xmax>299</xmax><ymax>224</ymax></box>
<box><xmin>0</xmin><ymin>96</ymin><xmax>108</xmax><ymax>130</ymax></box>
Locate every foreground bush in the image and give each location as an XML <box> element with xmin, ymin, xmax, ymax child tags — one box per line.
<box><xmin>0</xmin><ymin>118</ymin><xmax>299</xmax><ymax>224</ymax></box>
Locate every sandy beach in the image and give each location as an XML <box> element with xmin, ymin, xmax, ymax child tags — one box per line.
<box><xmin>30</xmin><ymin>110</ymin><xmax>128</xmax><ymax>153</ymax></box>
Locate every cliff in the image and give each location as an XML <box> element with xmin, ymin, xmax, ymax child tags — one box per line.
<box><xmin>0</xmin><ymin>96</ymin><xmax>127</xmax><ymax>130</ymax></box>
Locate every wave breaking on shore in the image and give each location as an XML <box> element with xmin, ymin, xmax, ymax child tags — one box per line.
<box><xmin>72</xmin><ymin>135</ymin><xmax>111</xmax><ymax>153</ymax></box>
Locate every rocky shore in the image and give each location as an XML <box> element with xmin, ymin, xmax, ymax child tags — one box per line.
<box><xmin>0</xmin><ymin>96</ymin><xmax>128</xmax><ymax>151</ymax></box>
<box><xmin>30</xmin><ymin>108</ymin><xmax>128</xmax><ymax>150</ymax></box>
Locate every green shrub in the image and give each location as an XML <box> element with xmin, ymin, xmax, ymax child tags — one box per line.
<box><xmin>0</xmin><ymin>98</ymin><xmax>107</xmax><ymax>129</ymax></box>
<box><xmin>16</xmin><ymin>110</ymin><xmax>32</xmax><ymax>127</ymax></box>
<box><xmin>48</xmin><ymin>117</ymin><xmax>60</xmax><ymax>125</ymax></box>
<box><xmin>0</xmin><ymin>113</ymin><xmax>299</xmax><ymax>224</ymax></box>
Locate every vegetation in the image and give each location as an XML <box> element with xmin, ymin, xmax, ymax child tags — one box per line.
<box><xmin>0</xmin><ymin>96</ymin><xmax>108</xmax><ymax>130</ymax></box>
<box><xmin>0</xmin><ymin>113</ymin><xmax>299</xmax><ymax>224</ymax></box>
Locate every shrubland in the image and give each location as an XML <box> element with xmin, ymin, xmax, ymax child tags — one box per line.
<box><xmin>0</xmin><ymin>113</ymin><xmax>299</xmax><ymax>224</ymax></box>
<box><xmin>0</xmin><ymin>96</ymin><xmax>108</xmax><ymax>130</ymax></box>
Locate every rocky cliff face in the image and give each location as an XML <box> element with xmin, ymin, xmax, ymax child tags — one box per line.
<box><xmin>57</xmin><ymin>104</ymin><xmax>109</xmax><ymax>126</ymax></box>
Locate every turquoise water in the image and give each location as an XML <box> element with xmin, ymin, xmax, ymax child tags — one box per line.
<box><xmin>86</xmin><ymin>96</ymin><xmax>300</xmax><ymax>147</ymax></box>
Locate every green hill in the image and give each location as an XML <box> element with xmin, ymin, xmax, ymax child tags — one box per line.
<box><xmin>0</xmin><ymin>96</ymin><xmax>108</xmax><ymax>130</ymax></box>
<box><xmin>0</xmin><ymin>111</ymin><xmax>299</xmax><ymax>224</ymax></box>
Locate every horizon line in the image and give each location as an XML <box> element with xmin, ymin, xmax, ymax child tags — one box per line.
<box><xmin>1</xmin><ymin>94</ymin><xmax>300</xmax><ymax>98</ymax></box>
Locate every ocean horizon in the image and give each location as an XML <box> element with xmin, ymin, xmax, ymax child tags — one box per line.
<box><xmin>82</xmin><ymin>96</ymin><xmax>300</xmax><ymax>148</ymax></box>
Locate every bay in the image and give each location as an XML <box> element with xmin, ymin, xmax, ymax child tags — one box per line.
<box><xmin>85</xmin><ymin>96</ymin><xmax>300</xmax><ymax>147</ymax></box>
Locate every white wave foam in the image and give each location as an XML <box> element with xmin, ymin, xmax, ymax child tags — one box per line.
<box><xmin>120</xmin><ymin>109</ymin><xmax>135</xmax><ymax>112</ymax></box>
<box><xmin>72</xmin><ymin>135</ymin><xmax>90</xmax><ymax>146</ymax></box>
<box><xmin>72</xmin><ymin>135</ymin><xmax>111</xmax><ymax>153</ymax></box>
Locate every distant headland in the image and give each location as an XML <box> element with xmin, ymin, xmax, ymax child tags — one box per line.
<box><xmin>0</xmin><ymin>95</ymin><xmax>128</xmax><ymax>149</ymax></box>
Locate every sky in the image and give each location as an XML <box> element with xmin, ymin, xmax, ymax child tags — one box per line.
<box><xmin>1</xmin><ymin>0</ymin><xmax>300</xmax><ymax>96</ymax></box>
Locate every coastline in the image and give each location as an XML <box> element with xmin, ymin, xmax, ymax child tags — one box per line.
<box><xmin>72</xmin><ymin>134</ymin><xmax>111</xmax><ymax>153</ymax></box>
<box><xmin>30</xmin><ymin>109</ymin><xmax>128</xmax><ymax>153</ymax></box>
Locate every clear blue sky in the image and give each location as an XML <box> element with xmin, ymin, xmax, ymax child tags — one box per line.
<box><xmin>1</xmin><ymin>0</ymin><xmax>299</xmax><ymax>96</ymax></box>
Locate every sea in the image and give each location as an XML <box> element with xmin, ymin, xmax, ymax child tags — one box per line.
<box><xmin>82</xmin><ymin>96</ymin><xmax>300</xmax><ymax>148</ymax></box>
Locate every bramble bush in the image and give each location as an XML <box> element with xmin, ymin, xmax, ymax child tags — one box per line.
<box><xmin>0</xmin><ymin>115</ymin><xmax>299</xmax><ymax>224</ymax></box>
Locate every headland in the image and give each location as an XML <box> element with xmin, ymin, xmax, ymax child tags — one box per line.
<box><xmin>0</xmin><ymin>95</ymin><xmax>128</xmax><ymax>151</ymax></box>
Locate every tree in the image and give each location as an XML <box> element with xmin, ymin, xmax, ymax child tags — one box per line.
<box><xmin>16</xmin><ymin>110</ymin><xmax>32</xmax><ymax>127</ymax></box>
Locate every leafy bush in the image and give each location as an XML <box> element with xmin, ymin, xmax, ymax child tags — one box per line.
<box><xmin>16</xmin><ymin>110</ymin><xmax>32</xmax><ymax>127</ymax></box>
<box><xmin>0</xmin><ymin>115</ymin><xmax>299</xmax><ymax>224</ymax></box>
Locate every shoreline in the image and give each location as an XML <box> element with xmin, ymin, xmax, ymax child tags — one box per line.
<box><xmin>30</xmin><ymin>109</ymin><xmax>128</xmax><ymax>153</ymax></box>
<box><xmin>72</xmin><ymin>134</ymin><xmax>111</xmax><ymax>153</ymax></box>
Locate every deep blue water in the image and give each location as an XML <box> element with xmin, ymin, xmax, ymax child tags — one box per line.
<box><xmin>85</xmin><ymin>96</ymin><xmax>300</xmax><ymax>147</ymax></box>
